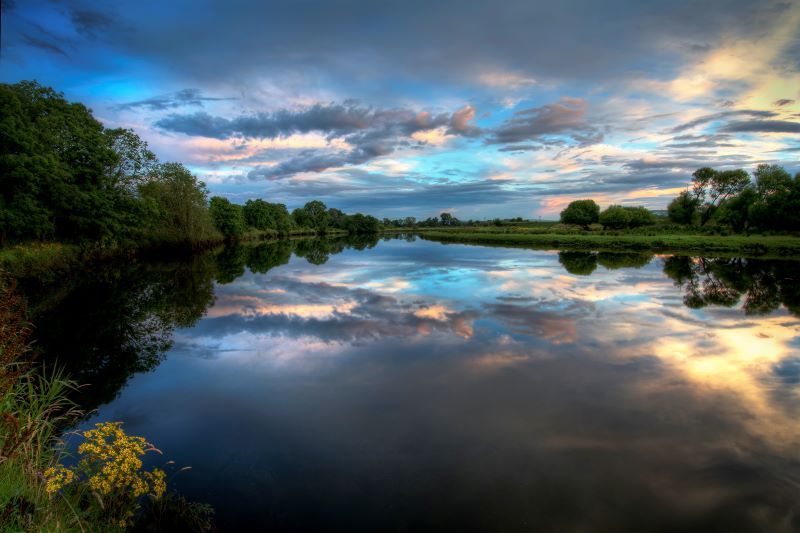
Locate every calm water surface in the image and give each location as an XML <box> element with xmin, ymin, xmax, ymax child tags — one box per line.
<box><xmin>29</xmin><ymin>237</ymin><xmax>800</xmax><ymax>531</ymax></box>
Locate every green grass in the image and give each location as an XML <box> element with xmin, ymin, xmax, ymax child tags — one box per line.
<box><xmin>416</xmin><ymin>229</ymin><xmax>800</xmax><ymax>257</ymax></box>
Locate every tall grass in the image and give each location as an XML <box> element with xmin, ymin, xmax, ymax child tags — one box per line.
<box><xmin>0</xmin><ymin>275</ymin><xmax>85</xmax><ymax>530</ymax></box>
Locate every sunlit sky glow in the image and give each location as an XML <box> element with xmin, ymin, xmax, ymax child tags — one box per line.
<box><xmin>2</xmin><ymin>0</ymin><xmax>799</xmax><ymax>218</ymax></box>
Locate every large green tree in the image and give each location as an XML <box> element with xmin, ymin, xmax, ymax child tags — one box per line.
<box><xmin>209</xmin><ymin>196</ymin><xmax>245</xmax><ymax>240</ymax></box>
<box><xmin>139</xmin><ymin>163</ymin><xmax>218</xmax><ymax>244</ymax></box>
<box><xmin>559</xmin><ymin>199</ymin><xmax>599</xmax><ymax>228</ymax></box>
<box><xmin>691</xmin><ymin>167</ymin><xmax>750</xmax><ymax>225</ymax></box>
<box><xmin>0</xmin><ymin>81</ymin><xmax>137</xmax><ymax>243</ymax></box>
<box><xmin>667</xmin><ymin>191</ymin><xmax>700</xmax><ymax>225</ymax></box>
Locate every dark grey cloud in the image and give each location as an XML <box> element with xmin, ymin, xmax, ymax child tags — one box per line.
<box><xmin>20</xmin><ymin>33</ymin><xmax>67</xmax><ymax>57</ymax></box>
<box><xmin>773</xmin><ymin>99</ymin><xmax>795</xmax><ymax>107</ymax></box>
<box><xmin>487</xmin><ymin>98</ymin><xmax>603</xmax><ymax>146</ymax></box>
<box><xmin>70</xmin><ymin>9</ymin><xmax>112</xmax><ymax>37</ymax></box>
<box><xmin>156</xmin><ymin>102</ymin><xmax>460</xmax><ymax>140</ymax></box>
<box><xmin>497</xmin><ymin>144</ymin><xmax>545</xmax><ymax>153</ymax></box>
<box><xmin>668</xmin><ymin>110</ymin><xmax>776</xmax><ymax>133</ymax></box>
<box><xmin>50</xmin><ymin>0</ymin><xmax>787</xmax><ymax>90</ymax></box>
<box><xmin>117</xmin><ymin>89</ymin><xmax>235</xmax><ymax>111</ymax></box>
<box><xmin>719</xmin><ymin>120</ymin><xmax>800</xmax><ymax>133</ymax></box>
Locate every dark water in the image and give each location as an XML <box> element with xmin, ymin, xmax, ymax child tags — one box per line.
<box><xmin>27</xmin><ymin>236</ymin><xmax>800</xmax><ymax>532</ymax></box>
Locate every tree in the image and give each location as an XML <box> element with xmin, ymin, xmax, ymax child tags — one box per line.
<box><xmin>691</xmin><ymin>167</ymin><xmax>750</xmax><ymax>225</ymax></box>
<box><xmin>342</xmin><ymin>213</ymin><xmax>380</xmax><ymax>234</ymax></box>
<box><xmin>753</xmin><ymin>164</ymin><xmax>792</xmax><ymax>198</ymax></box>
<box><xmin>668</xmin><ymin>191</ymin><xmax>700</xmax><ymax>224</ymax></box>
<box><xmin>560</xmin><ymin>199</ymin><xmax>599</xmax><ymax>228</ymax></box>
<box><xmin>105</xmin><ymin>128</ymin><xmax>159</xmax><ymax>193</ymax></box>
<box><xmin>0</xmin><ymin>80</ymin><xmax>135</xmax><ymax>243</ymax></box>
<box><xmin>209</xmin><ymin>196</ymin><xmax>245</xmax><ymax>240</ymax></box>
<box><xmin>139</xmin><ymin>163</ymin><xmax>218</xmax><ymax>244</ymax></box>
<box><xmin>242</xmin><ymin>199</ymin><xmax>274</xmax><ymax>230</ymax></box>
<box><xmin>715</xmin><ymin>187</ymin><xmax>757</xmax><ymax>233</ymax></box>
<box><xmin>440</xmin><ymin>212</ymin><xmax>458</xmax><ymax>226</ymax></box>
<box><xmin>625</xmin><ymin>206</ymin><xmax>655</xmax><ymax>227</ymax></box>
<box><xmin>302</xmin><ymin>200</ymin><xmax>329</xmax><ymax>230</ymax></box>
<box><xmin>598</xmin><ymin>205</ymin><xmax>631</xmax><ymax>229</ymax></box>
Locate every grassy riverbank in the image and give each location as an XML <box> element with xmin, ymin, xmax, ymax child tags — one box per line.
<box><xmin>413</xmin><ymin>227</ymin><xmax>800</xmax><ymax>257</ymax></box>
<box><xmin>0</xmin><ymin>227</ymin><xmax>349</xmax><ymax>280</ymax></box>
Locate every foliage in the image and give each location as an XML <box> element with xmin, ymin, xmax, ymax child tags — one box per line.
<box><xmin>598</xmin><ymin>205</ymin><xmax>630</xmax><ymax>229</ymax></box>
<box><xmin>0</xmin><ymin>81</ymin><xmax>134</xmax><ymax>244</ymax></box>
<box><xmin>558</xmin><ymin>251</ymin><xmax>597</xmax><ymax>275</ymax></box>
<box><xmin>209</xmin><ymin>196</ymin><xmax>245</xmax><ymax>240</ymax></box>
<box><xmin>340</xmin><ymin>213</ymin><xmax>381</xmax><ymax>234</ymax></box>
<box><xmin>667</xmin><ymin>191</ymin><xmax>700</xmax><ymax>224</ymax></box>
<box><xmin>243</xmin><ymin>199</ymin><xmax>295</xmax><ymax>233</ymax></box>
<box><xmin>560</xmin><ymin>200</ymin><xmax>600</xmax><ymax>228</ymax></box>
<box><xmin>691</xmin><ymin>167</ymin><xmax>751</xmax><ymax>225</ymax></box>
<box><xmin>139</xmin><ymin>163</ymin><xmax>219</xmax><ymax>245</ymax></box>
<box><xmin>664</xmin><ymin>165</ymin><xmax>800</xmax><ymax>233</ymax></box>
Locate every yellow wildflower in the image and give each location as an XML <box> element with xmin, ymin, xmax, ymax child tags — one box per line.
<box><xmin>43</xmin><ymin>465</ymin><xmax>75</xmax><ymax>494</ymax></box>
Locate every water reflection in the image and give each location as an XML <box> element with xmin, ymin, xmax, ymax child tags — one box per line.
<box><xmin>24</xmin><ymin>238</ymin><xmax>800</xmax><ymax>531</ymax></box>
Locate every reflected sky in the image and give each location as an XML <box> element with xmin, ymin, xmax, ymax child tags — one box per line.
<box><xmin>78</xmin><ymin>239</ymin><xmax>800</xmax><ymax>531</ymax></box>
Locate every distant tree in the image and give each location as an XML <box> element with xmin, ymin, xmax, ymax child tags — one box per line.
<box><xmin>598</xmin><ymin>205</ymin><xmax>631</xmax><ymax>229</ymax></box>
<box><xmin>327</xmin><ymin>208</ymin><xmax>347</xmax><ymax>229</ymax></box>
<box><xmin>209</xmin><ymin>196</ymin><xmax>244</xmax><ymax>240</ymax></box>
<box><xmin>667</xmin><ymin>191</ymin><xmax>700</xmax><ymax>224</ymax></box>
<box><xmin>242</xmin><ymin>199</ymin><xmax>274</xmax><ymax>230</ymax></box>
<box><xmin>439</xmin><ymin>212</ymin><xmax>459</xmax><ymax>226</ymax></box>
<box><xmin>342</xmin><ymin>213</ymin><xmax>380</xmax><ymax>234</ymax></box>
<box><xmin>291</xmin><ymin>207</ymin><xmax>311</xmax><ymax>228</ymax></box>
<box><xmin>403</xmin><ymin>217</ymin><xmax>417</xmax><ymax>227</ymax></box>
<box><xmin>560</xmin><ymin>199</ymin><xmax>600</xmax><ymax>228</ymax></box>
<box><xmin>302</xmin><ymin>200</ymin><xmax>329</xmax><ymax>230</ymax></box>
<box><xmin>691</xmin><ymin>167</ymin><xmax>750</xmax><ymax>225</ymax></box>
<box><xmin>625</xmin><ymin>206</ymin><xmax>655</xmax><ymax>227</ymax></box>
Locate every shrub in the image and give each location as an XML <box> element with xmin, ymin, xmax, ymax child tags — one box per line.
<box><xmin>559</xmin><ymin>200</ymin><xmax>600</xmax><ymax>228</ymax></box>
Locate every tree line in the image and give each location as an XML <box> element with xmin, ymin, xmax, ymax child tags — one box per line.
<box><xmin>0</xmin><ymin>81</ymin><xmax>380</xmax><ymax>247</ymax></box>
<box><xmin>557</xmin><ymin>164</ymin><xmax>799</xmax><ymax>233</ymax></box>
<box><xmin>556</xmin><ymin>199</ymin><xmax>656</xmax><ymax>229</ymax></box>
<box><xmin>666</xmin><ymin>165</ymin><xmax>800</xmax><ymax>232</ymax></box>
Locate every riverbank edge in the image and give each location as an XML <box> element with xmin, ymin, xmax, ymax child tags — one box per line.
<box><xmin>0</xmin><ymin>229</ymin><xmax>350</xmax><ymax>280</ymax></box>
<box><xmin>409</xmin><ymin>229</ymin><xmax>800</xmax><ymax>258</ymax></box>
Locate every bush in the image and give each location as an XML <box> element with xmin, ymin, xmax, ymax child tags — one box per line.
<box><xmin>560</xmin><ymin>200</ymin><xmax>600</xmax><ymax>228</ymax></box>
<box><xmin>599</xmin><ymin>205</ymin><xmax>631</xmax><ymax>229</ymax></box>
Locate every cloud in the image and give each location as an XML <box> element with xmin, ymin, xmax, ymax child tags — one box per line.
<box><xmin>667</xmin><ymin>110</ymin><xmax>776</xmax><ymax>133</ymax></box>
<box><xmin>487</xmin><ymin>98</ymin><xmax>603</xmax><ymax>146</ymax></box>
<box><xmin>773</xmin><ymin>99</ymin><xmax>795</xmax><ymax>107</ymax></box>
<box><xmin>719</xmin><ymin>120</ymin><xmax>800</xmax><ymax>133</ymax></box>
<box><xmin>20</xmin><ymin>33</ymin><xmax>67</xmax><ymax>56</ymax></box>
<box><xmin>158</xmin><ymin>102</ymin><xmax>478</xmax><ymax>179</ymax></box>
<box><xmin>70</xmin><ymin>9</ymin><xmax>111</xmax><ymax>37</ymax></box>
<box><xmin>117</xmin><ymin>89</ymin><xmax>235</xmax><ymax>111</ymax></box>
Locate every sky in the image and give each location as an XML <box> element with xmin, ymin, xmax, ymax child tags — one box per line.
<box><xmin>1</xmin><ymin>0</ymin><xmax>799</xmax><ymax>219</ymax></box>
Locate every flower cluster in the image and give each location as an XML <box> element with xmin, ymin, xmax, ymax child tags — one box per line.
<box><xmin>44</xmin><ymin>422</ymin><xmax>167</xmax><ymax>500</ymax></box>
<box><xmin>77</xmin><ymin>422</ymin><xmax>163</xmax><ymax>498</ymax></box>
<box><xmin>44</xmin><ymin>465</ymin><xmax>75</xmax><ymax>494</ymax></box>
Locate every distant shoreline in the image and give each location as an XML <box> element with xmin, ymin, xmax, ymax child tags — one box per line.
<box><xmin>406</xmin><ymin>228</ymin><xmax>800</xmax><ymax>258</ymax></box>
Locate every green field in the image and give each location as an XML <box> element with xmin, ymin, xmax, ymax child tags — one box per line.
<box><xmin>414</xmin><ymin>228</ymin><xmax>800</xmax><ymax>257</ymax></box>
